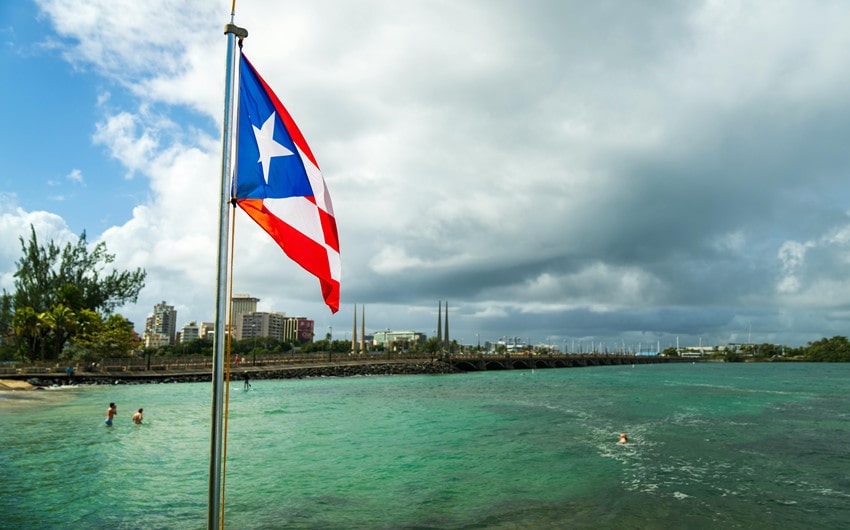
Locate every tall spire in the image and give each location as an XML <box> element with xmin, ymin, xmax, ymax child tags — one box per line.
<box><xmin>352</xmin><ymin>304</ymin><xmax>358</xmax><ymax>354</ymax></box>
<box><xmin>437</xmin><ymin>300</ymin><xmax>442</xmax><ymax>343</ymax></box>
<box><xmin>360</xmin><ymin>305</ymin><xmax>365</xmax><ymax>353</ymax></box>
<box><xmin>445</xmin><ymin>300</ymin><xmax>449</xmax><ymax>351</ymax></box>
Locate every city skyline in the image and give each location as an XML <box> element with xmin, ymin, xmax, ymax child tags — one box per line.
<box><xmin>138</xmin><ymin>296</ymin><xmax>779</xmax><ymax>354</ymax></box>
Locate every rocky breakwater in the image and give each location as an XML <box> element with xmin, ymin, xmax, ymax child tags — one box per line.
<box><xmin>253</xmin><ymin>360</ymin><xmax>460</xmax><ymax>380</ymax></box>
<box><xmin>18</xmin><ymin>359</ymin><xmax>460</xmax><ymax>387</ymax></box>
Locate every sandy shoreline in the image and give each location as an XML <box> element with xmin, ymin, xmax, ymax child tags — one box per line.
<box><xmin>0</xmin><ymin>379</ymin><xmax>37</xmax><ymax>391</ymax></box>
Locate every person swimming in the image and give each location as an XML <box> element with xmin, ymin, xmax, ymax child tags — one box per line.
<box><xmin>105</xmin><ymin>403</ymin><xmax>117</xmax><ymax>426</ymax></box>
<box><xmin>618</xmin><ymin>433</ymin><xmax>628</xmax><ymax>444</ymax></box>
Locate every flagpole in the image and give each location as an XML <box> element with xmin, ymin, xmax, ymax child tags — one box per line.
<box><xmin>210</xmin><ymin>16</ymin><xmax>247</xmax><ymax>530</ymax></box>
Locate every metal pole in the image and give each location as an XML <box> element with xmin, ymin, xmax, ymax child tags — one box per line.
<box><xmin>209</xmin><ymin>18</ymin><xmax>247</xmax><ymax>530</ymax></box>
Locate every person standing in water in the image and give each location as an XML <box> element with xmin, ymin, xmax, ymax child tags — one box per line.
<box><xmin>618</xmin><ymin>433</ymin><xmax>628</xmax><ymax>444</ymax></box>
<box><xmin>131</xmin><ymin>408</ymin><xmax>144</xmax><ymax>425</ymax></box>
<box><xmin>243</xmin><ymin>371</ymin><xmax>250</xmax><ymax>390</ymax></box>
<box><xmin>105</xmin><ymin>403</ymin><xmax>117</xmax><ymax>426</ymax></box>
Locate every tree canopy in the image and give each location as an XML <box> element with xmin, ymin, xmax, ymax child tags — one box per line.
<box><xmin>804</xmin><ymin>336</ymin><xmax>850</xmax><ymax>362</ymax></box>
<box><xmin>0</xmin><ymin>226</ymin><xmax>146</xmax><ymax>361</ymax></box>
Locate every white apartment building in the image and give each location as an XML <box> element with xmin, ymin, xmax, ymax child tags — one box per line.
<box><xmin>143</xmin><ymin>301</ymin><xmax>177</xmax><ymax>346</ymax></box>
<box><xmin>180</xmin><ymin>322</ymin><xmax>200</xmax><ymax>343</ymax></box>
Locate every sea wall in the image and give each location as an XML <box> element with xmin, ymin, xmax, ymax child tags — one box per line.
<box><xmin>20</xmin><ymin>360</ymin><xmax>460</xmax><ymax>387</ymax></box>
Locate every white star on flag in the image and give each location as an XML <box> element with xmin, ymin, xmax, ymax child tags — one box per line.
<box><xmin>252</xmin><ymin>112</ymin><xmax>293</xmax><ymax>183</ymax></box>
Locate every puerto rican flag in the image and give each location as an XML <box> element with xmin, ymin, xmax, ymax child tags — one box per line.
<box><xmin>234</xmin><ymin>52</ymin><xmax>340</xmax><ymax>313</ymax></box>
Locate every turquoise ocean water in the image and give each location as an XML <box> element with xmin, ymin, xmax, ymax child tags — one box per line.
<box><xmin>1</xmin><ymin>362</ymin><xmax>849</xmax><ymax>529</ymax></box>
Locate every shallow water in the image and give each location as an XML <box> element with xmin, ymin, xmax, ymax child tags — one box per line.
<box><xmin>2</xmin><ymin>363</ymin><xmax>849</xmax><ymax>528</ymax></box>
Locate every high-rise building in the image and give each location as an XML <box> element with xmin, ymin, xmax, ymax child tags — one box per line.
<box><xmin>143</xmin><ymin>301</ymin><xmax>177</xmax><ymax>346</ymax></box>
<box><xmin>238</xmin><ymin>312</ymin><xmax>314</xmax><ymax>343</ymax></box>
<box><xmin>239</xmin><ymin>311</ymin><xmax>285</xmax><ymax>341</ymax></box>
<box><xmin>232</xmin><ymin>294</ymin><xmax>259</xmax><ymax>339</ymax></box>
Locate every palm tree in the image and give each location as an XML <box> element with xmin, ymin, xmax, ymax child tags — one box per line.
<box><xmin>40</xmin><ymin>304</ymin><xmax>78</xmax><ymax>360</ymax></box>
<box><xmin>12</xmin><ymin>306</ymin><xmax>44</xmax><ymax>361</ymax></box>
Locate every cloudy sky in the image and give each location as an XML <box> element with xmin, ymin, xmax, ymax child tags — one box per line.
<box><xmin>3</xmin><ymin>0</ymin><xmax>850</xmax><ymax>351</ymax></box>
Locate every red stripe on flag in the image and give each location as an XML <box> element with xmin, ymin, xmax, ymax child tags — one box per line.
<box><xmin>304</xmin><ymin>195</ymin><xmax>340</xmax><ymax>253</ymax></box>
<box><xmin>237</xmin><ymin>199</ymin><xmax>340</xmax><ymax>313</ymax></box>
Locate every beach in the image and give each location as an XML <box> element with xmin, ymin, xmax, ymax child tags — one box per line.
<box><xmin>0</xmin><ymin>379</ymin><xmax>36</xmax><ymax>391</ymax></box>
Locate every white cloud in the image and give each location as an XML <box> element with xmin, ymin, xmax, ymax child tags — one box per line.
<box><xmin>92</xmin><ymin>110</ymin><xmax>168</xmax><ymax>179</ymax></box>
<box><xmin>65</xmin><ymin>168</ymin><xmax>84</xmax><ymax>184</ymax></box>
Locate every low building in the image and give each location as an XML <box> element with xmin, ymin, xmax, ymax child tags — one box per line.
<box><xmin>200</xmin><ymin>322</ymin><xmax>215</xmax><ymax>340</ymax></box>
<box><xmin>143</xmin><ymin>331</ymin><xmax>170</xmax><ymax>349</ymax></box>
<box><xmin>180</xmin><ymin>323</ymin><xmax>200</xmax><ymax>343</ymax></box>
<box><xmin>372</xmin><ymin>330</ymin><xmax>426</xmax><ymax>351</ymax></box>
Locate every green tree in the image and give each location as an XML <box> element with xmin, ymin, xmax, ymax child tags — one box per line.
<box><xmin>1</xmin><ymin>226</ymin><xmax>146</xmax><ymax>360</ymax></box>
<box><xmin>70</xmin><ymin>312</ymin><xmax>139</xmax><ymax>361</ymax></box>
<box><xmin>40</xmin><ymin>304</ymin><xmax>77</xmax><ymax>360</ymax></box>
<box><xmin>723</xmin><ymin>350</ymin><xmax>743</xmax><ymax>362</ymax></box>
<box><xmin>17</xmin><ymin>226</ymin><xmax>146</xmax><ymax>313</ymax></box>
<box><xmin>420</xmin><ymin>337</ymin><xmax>441</xmax><ymax>356</ymax></box>
<box><xmin>752</xmin><ymin>342</ymin><xmax>783</xmax><ymax>358</ymax></box>
<box><xmin>804</xmin><ymin>336</ymin><xmax>850</xmax><ymax>362</ymax></box>
<box><xmin>301</xmin><ymin>339</ymin><xmax>328</xmax><ymax>353</ymax></box>
<box><xmin>11</xmin><ymin>306</ymin><xmax>44</xmax><ymax>361</ymax></box>
<box><xmin>661</xmin><ymin>346</ymin><xmax>679</xmax><ymax>357</ymax></box>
